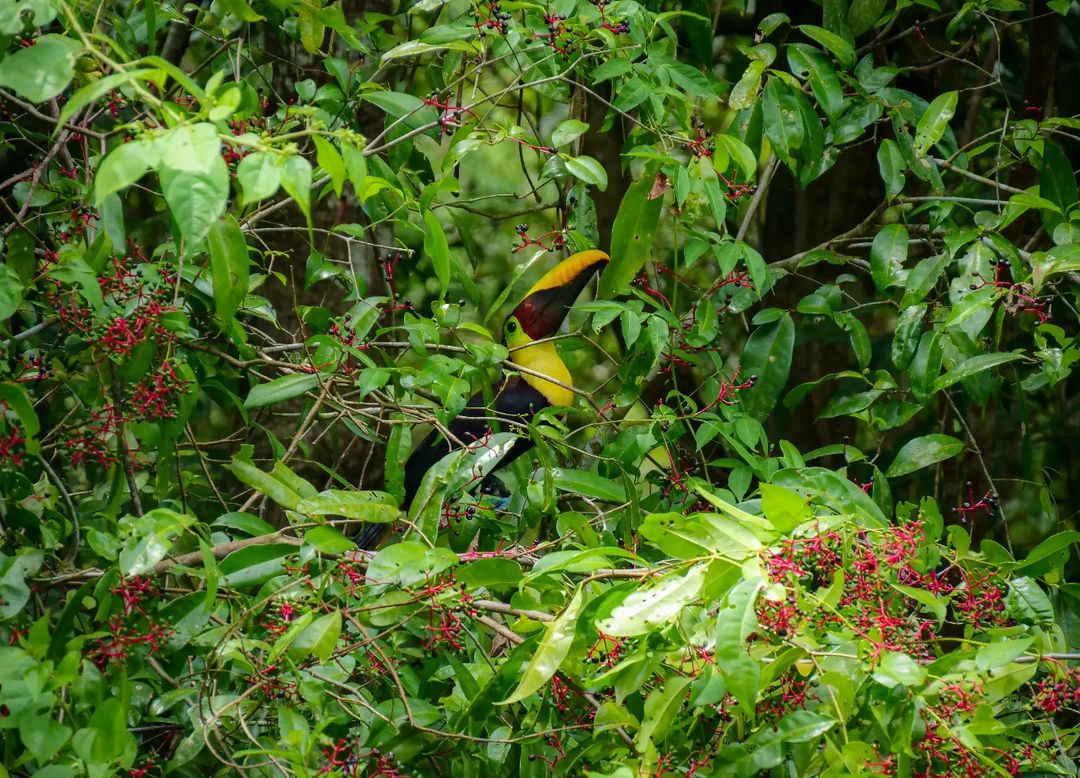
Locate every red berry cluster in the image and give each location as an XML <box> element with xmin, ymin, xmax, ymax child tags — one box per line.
<box><xmin>422</xmin><ymin>92</ymin><xmax>478</xmax><ymax>137</ymax></box>
<box><xmin>549</xmin><ymin>673</ymin><xmax>596</xmax><ymax>725</ymax></box>
<box><xmin>1031</xmin><ymin>664</ymin><xmax>1080</xmax><ymax>714</ymax></box>
<box><xmin>535</xmin><ymin>12</ymin><xmax>573</xmax><ymax>55</ymax></box>
<box><xmin>756</xmin><ymin>671</ymin><xmax>817</xmax><ymax>726</ymax></box>
<box><xmin>718</xmin><ymin>168</ymin><xmax>757</xmax><ymax>203</ymax></box>
<box><xmin>319</xmin><ymin>741</ymin><xmax>409</xmax><ymax>778</ymax></box>
<box><xmin>970</xmin><ymin>257</ymin><xmax>1051</xmax><ymax>324</ymax></box>
<box><xmin>129</xmin><ymin>361</ymin><xmax>188</xmax><ymax>420</ymax></box>
<box><xmin>88</xmin><ymin>613</ymin><xmax>171</xmax><ymax>670</ymax></box>
<box><xmin>588</xmin><ymin>0</ymin><xmax>630</xmax><ymax>34</ymax></box>
<box><xmin>65</xmin><ymin>402</ymin><xmax>126</xmax><ymax>468</ymax></box>
<box><xmin>0</xmin><ymin>427</ymin><xmax>25</xmax><ymax>467</ymax></box>
<box><xmin>87</xmin><ymin>578</ymin><xmax>171</xmax><ymax>669</ymax></box>
<box><xmin>683</xmin><ymin>122</ymin><xmax>713</xmax><ymax>159</ymax></box>
<box><xmin>511</xmin><ymin>223</ymin><xmax>566</xmax><ymax>253</ymax></box>
<box><xmin>264</xmin><ymin>600</ymin><xmax>298</xmax><ymax>637</ymax></box>
<box><xmin>472</xmin><ymin>0</ymin><xmax>510</xmax><ymax>36</ymax></box>
<box><xmin>585</xmin><ymin>632</ymin><xmax>623</xmax><ymax>667</ymax></box>
<box><xmin>757</xmin><ymin>518</ymin><xmax>1012</xmax><ymax>662</ymax></box>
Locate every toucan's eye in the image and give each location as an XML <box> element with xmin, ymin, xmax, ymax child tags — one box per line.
<box><xmin>506</xmin><ymin>320</ymin><xmax>517</xmax><ymax>333</ymax></box>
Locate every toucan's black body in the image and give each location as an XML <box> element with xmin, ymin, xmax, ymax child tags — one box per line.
<box><xmin>402</xmin><ymin>376</ymin><xmax>549</xmax><ymax>503</ymax></box>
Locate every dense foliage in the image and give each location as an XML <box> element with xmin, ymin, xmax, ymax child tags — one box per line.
<box><xmin>1</xmin><ymin>0</ymin><xmax>1080</xmax><ymax>774</ymax></box>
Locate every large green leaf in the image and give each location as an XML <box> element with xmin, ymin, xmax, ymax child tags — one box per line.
<box><xmin>500</xmin><ymin>587</ymin><xmax>585</xmax><ymax>704</ymax></box>
<box><xmin>94</xmin><ymin>140</ymin><xmax>153</xmax><ymax>206</ymax></box>
<box><xmin>158</xmin><ymin>123</ymin><xmax>228</xmax><ymax>246</ymax></box>
<box><xmin>598</xmin><ymin>565</ymin><xmax>706</xmax><ymax>637</ymax></box>
<box><xmin>870</xmin><ymin>224</ymin><xmax>908</xmax><ymax>292</ymax></box>
<box><xmin>933</xmin><ymin>352</ymin><xmax>1024</xmax><ymax>392</ymax></box>
<box><xmin>244</xmin><ymin>374</ymin><xmax>320</xmax><ymax>409</ymax></box>
<box><xmin>208</xmin><ymin>215</ymin><xmax>250</xmax><ymax>328</ymax></box>
<box><xmin>423</xmin><ymin>209</ymin><xmax>451</xmax><ymax>299</ymax></box>
<box><xmin>914</xmin><ymin>91</ymin><xmax>957</xmax><ymax>154</ymax></box>
<box><xmin>290</xmin><ymin>610</ymin><xmax>341</xmax><ymax>662</ymax></box>
<box><xmin>0</xmin><ymin>35</ymin><xmax>80</xmax><ymax>102</ymax></box>
<box><xmin>885</xmin><ymin>434</ymin><xmax>965</xmax><ymax>477</ymax></box>
<box><xmin>740</xmin><ymin>313</ymin><xmax>795</xmax><ymax>421</ymax></box>
<box><xmin>295</xmin><ymin>490</ymin><xmax>400</xmax><ymax>522</ymax></box>
<box><xmin>598</xmin><ymin>173</ymin><xmax>664</xmax><ymax>298</ymax></box>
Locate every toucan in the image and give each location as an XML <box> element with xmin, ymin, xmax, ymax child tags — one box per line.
<box><xmin>356</xmin><ymin>249</ymin><xmax>609</xmax><ymax>549</ymax></box>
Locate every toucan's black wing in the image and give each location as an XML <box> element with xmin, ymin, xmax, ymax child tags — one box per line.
<box><xmin>354</xmin><ymin>377</ymin><xmax>549</xmax><ymax>550</ymax></box>
<box><xmin>402</xmin><ymin>376</ymin><xmax>549</xmax><ymax>506</ymax></box>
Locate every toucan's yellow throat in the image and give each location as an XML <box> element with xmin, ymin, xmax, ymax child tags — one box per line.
<box><xmin>504</xmin><ymin>250</ymin><xmax>609</xmax><ymax>407</ymax></box>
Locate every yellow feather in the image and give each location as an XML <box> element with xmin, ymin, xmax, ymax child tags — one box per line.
<box><xmin>513</xmin><ymin>340</ymin><xmax>573</xmax><ymax>407</ymax></box>
<box><xmin>522</xmin><ymin>249</ymin><xmax>610</xmax><ymax>299</ymax></box>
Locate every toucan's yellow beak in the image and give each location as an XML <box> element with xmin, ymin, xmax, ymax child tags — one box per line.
<box><xmin>512</xmin><ymin>250</ymin><xmax>609</xmax><ymax>339</ymax></box>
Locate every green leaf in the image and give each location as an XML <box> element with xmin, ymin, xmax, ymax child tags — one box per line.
<box><xmin>423</xmin><ymin>209</ymin><xmax>451</xmax><ymax>299</ymax></box>
<box><xmin>564</xmin><ymin>155</ymin><xmax>608</xmax><ymax>190</ymax></box>
<box><xmin>552</xmin><ymin>119</ymin><xmax>589</xmax><ymax>147</ymax></box>
<box><xmin>94</xmin><ymin>140</ymin><xmax>152</xmax><ymax>206</ymax></box>
<box><xmin>872</xmin><ymin>651</ymin><xmax>926</xmax><ymax>687</ymax></box>
<box><xmin>598</xmin><ymin>173</ymin><xmax>664</xmax><ymax>298</ymax></box>
<box><xmin>0</xmin><ymin>35</ymin><xmax>80</xmax><ymax>102</ymax></box>
<box><xmin>19</xmin><ymin>710</ymin><xmax>71</xmax><ymax>763</ymax></box>
<box><xmin>304</xmin><ymin>525</ymin><xmax>357</xmax><ymax>553</ymax></box>
<box><xmin>933</xmin><ymin>352</ymin><xmax>1023</xmax><ymax>392</ymax></box>
<box><xmin>340</xmin><ymin>141</ymin><xmax>368</xmax><ymax>195</ymax></box>
<box><xmin>740</xmin><ymin>313</ymin><xmax>795</xmax><ymax>422</ymax></box>
<box><xmin>236</xmin><ymin>152</ymin><xmax>282</xmax><ymax>205</ymax></box>
<box><xmin>598</xmin><ymin>565</ymin><xmax>706</xmax><ymax>637</ymax></box>
<box><xmin>291</xmin><ymin>610</ymin><xmax>341</xmax><ymax>662</ymax></box>
<box><xmin>217</xmin><ymin>0</ymin><xmax>264</xmax><ymax>21</ymax></box>
<box><xmin>891</xmin><ymin>303</ymin><xmax>925</xmax><ymax>370</ymax></box>
<box><xmin>876</xmin><ymin>138</ymin><xmax>906</xmax><ymax>198</ymax></box>
<box><xmin>279</xmin><ymin>155</ymin><xmax>313</xmax><ymax>226</ymax></box>
<box><xmin>729</xmin><ymin>60</ymin><xmax>767</xmax><ymax>111</ymax></box>
<box><xmin>762</xmin><ymin>78</ymin><xmax>804</xmax><ymax>166</ymax></box>
<box><xmin>457</xmin><ymin>558</ymin><xmax>522</xmax><ymax>590</ymax></box>
<box><xmin>0</xmin><ymin>262</ymin><xmax>24</xmax><ymax>322</ymax></box>
<box><xmin>0</xmin><ymin>383</ymin><xmax>40</xmax><ymax>446</ymax></box>
<box><xmin>797</xmin><ymin>24</ymin><xmax>855</xmax><ymax>69</ymax></box>
<box><xmin>219</xmin><ymin>543</ymin><xmax>295</xmax><ymax>586</ymax></box>
<box><xmin>870</xmin><ymin>224</ymin><xmax>908</xmax><ymax>291</ymax></box>
<box><xmin>885</xmin><ymin>434</ymin><xmax>965</xmax><ymax>477</ymax></box>
<box><xmin>1018</xmin><ymin>530</ymin><xmax>1080</xmax><ymax>574</ymax></box>
<box><xmin>0</xmin><ymin>549</ymin><xmax>44</xmax><ymax>620</ymax></box>
<box><xmin>159</xmin><ymin>123</ymin><xmax>229</xmax><ymax>246</ymax></box>
<box><xmin>500</xmin><ymin>587</ymin><xmax>585</xmax><ymax>704</ymax></box>
<box><xmin>713</xmin><ymin>578</ymin><xmax>762</xmax><ymax>713</ymax></box>
<box><xmin>295</xmin><ymin>490</ymin><xmax>400</xmax><ymax>521</ymax></box>
<box><xmin>313</xmin><ymin>136</ymin><xmax>346</xmax><ymax>196</ymax></box>
<box><xmin>229</xmin><ymin>455</ymin><xmax>302</xmax><ymax>510</ymax></box>
<box><xmin>118</xmin><ymin>509</ymin><xmax>195</xmax><ymax>576</ymax></box>
<box><xmin>760</xmin><ymin>483</ymin><xmax>812</xmax><ymax>532</ymax></box>
<box><xmin>771</xmin><ymin>710</ymin><xmax>836</xmax><ymax>743</ymax></box>
<box><xmin>847</xmin><ymin>0</ymin><xmax>887</xmax><ymax>35</ymax></box>
<box><xmin>914</xmin><ymin>91</ymin><xmax>957</xmax><ymax>155</ymax></box>
<box><xmin>900</xmin><ymin>254</ymin><xmax>949</xmax><ymax>307</ymax></box>
<box><xmin>636</xmin><ymin>675</ymin><xmax>692</xmax><ymax>749</ymax></box>
<box><xmin>552</xmin><ymin>468</ymin><xmax>627</xmax><ymax>502</ymax></box>
<box><xmin>212</xmin><ymin>511</ymin><xmax>275</xmax><ymax>537</ymax></box>
<box><xmin>976</xmin><ymin>638</ymin><xmax>1034</xmax><ymax>672</ymax></box>
<box><xmin>208</xmin><ymin>215</ymin><xmax>250</xmax><ymax>328</ymax></box>
<box><xmin>787</xmin><ymin>44</ymin><xmax>844</xmax><ymax>122</ymax></box>
<box><xmin>1005</xmin><ymin>577</ymin><xmax>1054</xmax><ymax>625</ymax></box>
<box><xmin>244</xmin><ymin>374</ymin><xmax>320</xmax><ymax>409</ymax></box>
<box><xmin>1040</xmin><ymin>140</ymin><xmax>1079</xmax><ymax>216</ymax></box>
<box><xmin>298</xmin><ymin>4</ymin><xmax>326</xmax><ymax>53</ymax></box>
